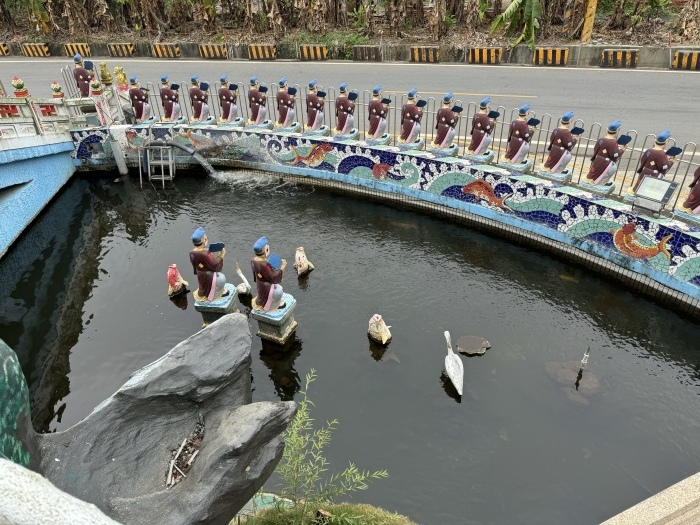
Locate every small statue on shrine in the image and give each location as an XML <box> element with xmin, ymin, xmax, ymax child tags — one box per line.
<box><xmin>305</xmin><ymin>79</ymin><xmax>325</xmax><ymax>131</ymax></box>
<box><xmin>248</xmin><ymin>76</ymin><xmax>268</xmax><ymax>125</ymax></box>
<box><xmin>399</xmin><ymin>88</ymin><xmax>423</xmax><ymax>145</ymax></box>
<box><xmin>541</xmin><ymin>111</ymin><xmax>577</xmax><ymax>174</ymax></box>
<box><xmin>50</xmin><ymin>80</ymin><xmax>64</xmax><ymax>99</ymax></box>
<box><xmin>189</xmin><ymin>75</ymin><xmax>210</xmax><ymax>122</ymax></box>
<box><xmin>98</xmin><ymin>62</ymin><xmax>113</xmax><ymax>87</ymax></box>
<box><xmin>167</xmin><ymin>264</ymin><xmax>189</xmax><ymax>297</ymax></box>
<box><xmin>334</xmin><ymin>82</ymin><xmax>356</xmax><ymax>136</ymax></box>
<box><xmin>584</xmin><ymin>120</ymin><xmax>626</xmax><ymax>186</ymax></box>
<box><xmin>276</xmin><ymin>77</ymin><xmax>296</xmax><ymax>127</ymax></box>
<box><xmin>114</xmin><ymin>67</ymin><xmax>128</xmax><ymax>92</ymax></box>
<box><xmin>72</xmin><ymin>54</ymin><xmax>91</xmax><ymax>98</ymax></box>
<box><xmin>466</xmin><ymin>97</ymin><xmax>496</xmax><ymax>156</ymax></box>
<box><xmin>629</xmin><ymin>130</ymin><xmax>674</xmax><ymax>194</ymax></box>
<box><xmin>128</xmin><ymin>75</ymin><xmax>151</xmax><ymax>122</ymax></box>
<box><xmin>189</xmin><ymin>227</ymin><xmax>228</xmax><ymax>301</ymax></box>
<box><xmin>433</xmin><ymin>93</ymin><xmax>459</xmax><ymax>149</ymax></box>
<box><xmin>502</xmin><ymin>104</ymin><xmax>536</xmax><ymax>165</ymax></box>
<box><xmin>367</xmin><ymin>85</ymin><xmax>389</xmax><ymax>139</ymax></box>
<box><xmin>218</xmin><ymin>74</ymin><xmax>239</xmax><ymax>123</ymax></box>
<box><xmin>159</xmin><ymin>74</ymin><xmax>180</xmax><ymax>121</ymax></box>
<box><xmin>250</xmin><ymin>236</ymin><xmax>286</xmax><ymax>311</ymax></box>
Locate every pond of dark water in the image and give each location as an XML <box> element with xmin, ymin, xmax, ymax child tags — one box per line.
<box><xmin>2</xmin><ymin>170</ymin><xmax>700</xmax><ymax>525</ymax></box>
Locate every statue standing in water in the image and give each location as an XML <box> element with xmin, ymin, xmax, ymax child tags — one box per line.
<box><xmin>128</xmin><ymin>75</ymin><xmax>151</xmax><ymax>122</ymax></box>
<box><xmin>630</xmin><ymin>130</ymin><xmax>674</xmax><ymax>193</ymax></box>
<box><xmin>189</xmin><ymin>227</ymin><xmax>228</xmax><ymax>301</ymax></box>
<box><xmin>585</xmin><ymin>120</ymin><xmax>625</xmax><ymax>185</ymax></box>
<box><xmin>466</xmin><ymin>97</ymin><xmax>496</xmax><ymax>156</ymax></box>
<box><xmin>368</xmin><ymin>85</ymin><xmax>388</xmax><ymax>139</ymax></box>
<box><xmin>433</xmin><ymin>93</ymin><xmax>458</xmax><ymax>149</ymax></box>
<box><xmin>335</xmin><ymin>82</ymin><xmax>355</xmax><ymax>135</ymax></box>
<box><xmin>248</xmin><ymin>76</ymin><xmax>267</xmax><ymax>125</ymax></box>
<box><xmin>305</xmin><ymin>79</ymin><xmax>325</xmax><ymax>130</ymax></box>
<box><xmin>503</xmin><ymin>104</ymin><xmax>535</xmax><ymax>164</ymax></box>
<box><xmin>73</xmin><ymin>54</ymin><xmax>91</xmax><ymax>98</ymax></box>
<box><xmin>218</xmin><ymin>74</ymin><xmax>238</xmax><ymax>123</ymax></box>
<box><xmin>542</xmin><ymin>111</ymin><xmax>577</xmax><ymax>174</ymax></box>
<box><xmin>276</xmin><ymin>77</ymin><xmax>296</xmax><ymax>127</ymax></box>
<box><xmin>251</xmin><ymin>236</ymin><xmax>287</xmax><ymax>311</ymax></box>
<box><xmin>189</xmin><ymin>75</ymin><xmax>210</xmax><ymax>122</ymax></box>
<box><xmin>399</xmin><ymin>88</ymin><xmax>422</xmax><ymax>144</ymax></box>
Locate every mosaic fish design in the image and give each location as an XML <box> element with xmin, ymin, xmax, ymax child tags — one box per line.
<box><xmin>461</xmin><ymin>179</ymin><xmax>510</xmax><ymax>210</ymax></box>
<box><xmin>290</xmin><ymin>143</ymin><xmax>333</xmax><ymax>167</ymax></box>
<box><xmin>611</xmin><ymin>222</ymin><xmax>672</xmax><ymax>260</ymax></box>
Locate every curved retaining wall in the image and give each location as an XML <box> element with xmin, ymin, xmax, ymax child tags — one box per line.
<box><xmin>71</xmin><ymin>124</ymin><xmax>700</xmax><ymax>316</ymax></box>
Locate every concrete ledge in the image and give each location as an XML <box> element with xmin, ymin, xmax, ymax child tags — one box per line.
<box><xmin>64</xmin><ymin>43</ymin><xmax>90</xmax><ymax>58</ymax></box>
<box><xmin>199</xmin><ymin>43</ymin><xmax>227</xmax><ymax>59</ymax></box>
<box><xmin>248</xmin><ymin>44</ymin><xmax>277</xmax><ymax>60</ymax></box>
<box><xmin>469</xmin><ymin>47</ymin><xmax>502</xmax><ymax>64</ymax></box>
<box><xmin>151</xmin><ymin>43</ymin><xmax>180</xmax><ymax>59</ymax></box>
<box><xmin>410</xmin><ymin>45</ymin><xmax>440</xmax><ymax>63</ymax></box>
<box><xmin>107</xmin><ymin>43</ymin><xmax>135</xmax><ymax>57</ymax></box>
<box><xmin>601</xmin><ymin>48</ymin><xmax>638</xmax><ymax>68</ymax></box>
<box><xmin>672</xmin><ymin>50</ymin><xmax>700</xmax><ymax>70</ymax></box>
<box><xmin>353</xmin><ymin>45</ymin><xmax>382</xmax><ymax>62</ymax></box>
<box><xmin>0</xmin><ymin>43</ymin><xmax>9</xmax><ymax>56</ymax></box>
<box><xmin>299</xmin><ymin>44</ymin><xmax>328</xmax><ymax>61</ymax></box>
<box><xmin>21</xmin><ymin>43</ymin><xmax>50</xmax><ymax>58</ymax></box>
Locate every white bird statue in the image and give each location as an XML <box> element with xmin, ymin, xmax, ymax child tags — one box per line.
<box><xmin>368</xmin><ymin>314</ymin><xmax>392</xmax><ymax>345</ymax></box>
<box><xmin>444</xmin><ymin>331</ymin><xmax>463</xmax><ymax>396</ymax></box>
<box><xmin>235</xmin><ymin>261</ymin><xmax>252</xmax><ymax>296</ymax></box>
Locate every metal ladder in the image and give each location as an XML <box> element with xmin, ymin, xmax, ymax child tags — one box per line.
<box><xmin>139</xmin><ymin>125</ymin><xmax>176</xmax><ymax>188</ymax></box>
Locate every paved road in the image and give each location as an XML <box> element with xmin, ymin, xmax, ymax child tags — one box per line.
<box><xmin>2</xmin><ymin>57</ymin><xmax>699</xmax><ymax>145</ymax></box>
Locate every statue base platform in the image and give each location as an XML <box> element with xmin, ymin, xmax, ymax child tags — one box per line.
<box><xmin>190</xmin><ymin>116</ymin><xmax>216</xmax><ymax>126</ymax></box>
<box><xmin>251</xmin><ymin>293</ymin><xmax>298</xmax><ymax>345</ymax></box>
<box><xmin>396</xmin><ymin>137</ymin><xmax>425</xmax><ymax>151</ymax></box>
<box><xmin>303</xmin><ymin>125</ymin><xmax>331</xmax><ymax>137</ymax></box>
<box><xmin>578</xmin><ymin>179</ymin><xmax>616</xmax><ymax>196</ymax></box>
<box><xmin>275</xmin><ymin>121</ymin><xmax>302</xmax><ymax>133</ymax></box>
<box><xmin>218</xmin><ymin>117</ymin><xmax>245</xmax><ymax>128</ymax></box>
<box><xmin>674</xmin><ymin>208</ymin><xmax>700</xmax><ymax>225</ymax></box>
<box><xmin>364</xmin><ymin>133</ymin><xmax>391</xmax><ymax>146</ymax></box>
<box><xmin>245</xmin><ymin>119</ymin><xmax>274</xmax><ymax>130</ymax></box>
<box><xmin>427</xmin><ymin>143</ymin><xmax>459</xmax><ymax>157</ymax></box>
<box><xmin>498</xmin><ymin>158</ymin><xmax>532</xmax><ymax>173</ymax></box>
<box><xmin>194</xmin><ymin>283</ymin><xmax>238</xmax><ymax>326</ymax></box>
<box><xmin>333</xmin><ymin>128</ymin><xmax>359</xmax><ymax>141</ymax></box>
<box><xmin>462</xmin><ymin>150</ymin><xmax>494</xmax><ymax>164</ymax></box>
<box><xmin>536</xmin><ymin>167</ymin><xmax>572</xmax><ymax>183</ymax></box>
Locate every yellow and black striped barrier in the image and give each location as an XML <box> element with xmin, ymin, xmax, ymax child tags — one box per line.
<box><xmin>247</xmin><ymin>44</ymin><xmax>277</xmax><ymax>60</ymax></box>
<box><xmin>299</xmin><ymin>45</ymin><xmax>328</xmax><ymax>61</ymax></box>
<box><xmin>199</xmin><ymin>44</ymin><xmax>227</xmax><ymax>59</ymax></box>
<box><xmin>601</xmin><ymin>49</ymin><xmax>638</xmax><ymax>68</ymax></box>
<box><xmin>672</xmin><ymin>50</ymin><xmax>700</xmax><ymax>70</ymax></box>
<box><xmin>108</xmin><ymin>43</ymin><xmax>135</xmax><ymax>57</ymax></box>
<box><xmin>151</xmin><ymin>43</ymin><xmax>181</xmax><ymax>59</ymax></box>
<box><xmin>0</xmin><ymin>43</ymin><xmax>9</xmax><ymax>56</ymax></box>
<box><xmin>64</xmin><ymin>43</ymin><xmax>90</xmax><ymax>57</ymax></box>
<box><xmin>353</xmin><ymin>45</ymin><xmax>381</xmax><ymax>61</ymax></box>
<box><xmin>22</xmin><ymin>43</ymin><xmax>50</xmax><ymax>57</ymax></box>
<box><xmin>533</xmin><ymin>47</ymin><xmax>568</xmax><ymax>66</ymax></box>
<box><xmin>410</xmin><ymin>46</ymin><xmax>439</xmax><ymax>63</ymax></box>
<box><xmin>469</xmin><ymin>47</ymin><xmax>502</xmax><ymax>65</ymax></box>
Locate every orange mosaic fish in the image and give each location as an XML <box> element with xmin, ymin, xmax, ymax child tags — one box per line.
<box><xmin>461</xmin><ymin>180</ymin><xmax>509</xmax><ymax>210</ymax></box>
<box><xmin>610</xmin><ymin>222</ymin><xmax>672</xmax><ymax>260</ymax></box>
<box><xmin>290</xmin><ymin>143</ymin><xmax>333</xmax><ymax>166</ymax></box>
<box><xmin>372</xmin><ymin>163</ymin><xmax>392</xmax><ymax>179</ymax></box>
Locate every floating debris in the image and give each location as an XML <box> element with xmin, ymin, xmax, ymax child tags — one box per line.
<box><xmin>559</xmin><ymin>274</ymin><xmax>579</xmax><ymax>283</ymax></box>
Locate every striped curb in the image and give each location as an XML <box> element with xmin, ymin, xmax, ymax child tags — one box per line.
<box><xmin>600</xmin><ymin>49</ymin><xmax>638</xmax><ymax>68</ymax></box>
<box><xmin>299</xmin><ymin>45</ymin><xmax>328</xmax><ymax>61</ymax></box>
<box><xmin>352</xmin><ymin>45</ymin><xmax>382</xmax><ymax>61</ymax></box>
<box><xmin>22</xmin><ymin>43</ymin><xmax>50</xmax><ymax>57</ymax></box>
<box><xmin>533</xmin><ymin>47</ymin><xmax>568</xmax><ymax>66</ymax></box>
<box><xmin>469</xmin><ymin>47</ymin><xmax>502</xmax><ymax>64</ymax></box>
<box><xmin>410</xmin><ymin>46</ymin><xmax>439</xmax><ymax>63</ymax></box>
<box><xmin>247</xmin><ymin>44</ymin><xmax>277</xmax><ymax>60</ymax></box>
<box><xmin>151</xmin><ymin>43</ymin><xmax>181</xmax><ymax>59</ymax></box>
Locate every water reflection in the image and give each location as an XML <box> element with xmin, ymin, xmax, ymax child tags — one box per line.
<box><xmin>439</xmin><ymin>372</ymin><xmax>462</xmax><ymax>403</ymax></box>
<box><xmin>259</xmin><ymin>337</ymin><xmax>303</xmax><ymax>401</ymax></box>
<box><xmin>367</xmin><ymin>340</ymin><xmax>400</xmax><ymax>364</ymax></box>
<box><xmin>169</xmin><ymin>293</ymin><xmax>189</xmax><ymax>310</ymax></box>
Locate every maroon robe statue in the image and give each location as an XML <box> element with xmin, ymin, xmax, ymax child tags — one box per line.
<box><xmin>400</xmin><ymin>102</ymin><xmax>422</xmax><ymax>141</ymax></box>
<box><xmin>251</xmin><ymin>255</ymin><xmax>284</xmax><ymax>309</ymax></box>
<box><xmin>190</xmin><ymin>85</ymin><xmax>207</xmax><ymax>120</ymax></box>
<box><xmin>335</xmin><ymin>95</ymin><xmax>354</xmax><ymax>133</ymax></box>
<box><xmin>248</xmin><ymin>88</ymin><xmax>265</xmax><ymax>122</ymax></box>
<box><xmin>73</xmin><ymin>66</ymin><xmax>91</xmax><ymax>97</ymax></box>
<box><xmin>504</xmin><ymin>119</ymin><xmax>532</xmax><ymax>160</ymax></box>
<box><xmin>277</xmin><ymin>89</ymin><xmax>294</xmax><ymax>126</ymax></box>
<box><xmin>160</xmin><ymin>85</ymin><xmax>177</xmax><ymax>120</ymax></box>
<box><xmin>544</xmin><ymin>128</ymin><xmax>577</xmax><ymax>169</ymax></box>
<box><xmin>218</xmin><ymin>85</ymin><xmax>237</xmax><ymax>121</ymax></box>
<box><xmin>306</xmin><ymin>91</ymin><xmax>323</xmax><ymax>128</ymax></box>
<box><xmin>635</xmin><ymin>147</ymin><xmax>673</xmax><ymax>191</ymax></box>
<box><xmin>586</xmin><ymin>137</ymin><xmax>622</xmax><ymax>181</ymax></box>
<box><xmin>129</xmin><ymin>85</ymin><xmax>149</xmax><ymax>121</ymax></box>
<box><xmin>368</xmin><ymin>98</ymin><xmax>387</xmax><ymax>136</ymax></box>
<box><xmin>467</xmin><ymin>112</ymin><xmax>493</xmax><ymax>152</ymax></box>
<box><xmin>189</xmin><ymin>248</ymin><xmax>223</xmax><ymax>299</ymax></box>
<box><xmin>434</xmin><ymin>106</ymin><xmax>458</xmax><ymax>147</ymax></box>
<box><xmin>681</xmin><ymin>165</ymin><xmax>700</xmax><ymax>212</ymax></box>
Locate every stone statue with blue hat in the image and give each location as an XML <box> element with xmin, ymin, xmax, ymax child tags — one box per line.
<box><xmin>248</xmin><ymin>75</ymin><xmax>268</xmax><ymax>125</ymax></box>
<box><xmin>128</xmin><ymin>75</ymin><xmax>152</xmax><ymax>122</ymax></box>
<box><xmin>433</xmin><ymin>92</ymin><xmax>458</xmax><ymax>149</ymax></box>
<box><xmin>189</xmin><ymin>75</ymin><xmax>210</xmax><ymax>122</ymax></box>
<box><xmin>334</xmin><ymin>81</ymin><xmax>357</xmax><ymax>136</ymax></box>
<box><xmin>630</xmin><ymin>129</ymin><xmax>675</xmax><ymax>194</ymax></box>
<box><xmin>217</xmin><ymin>74</ymin><xmax>239</xmax><ymax>123</ymax></box>
<box><xmin>250</xmin><ymin>236</ymin><xmax>287</xmax><ymax>311</ymax></box>
<box><xmin>276</xmin><ymin>77</ymin><xmax>296</xmax><ymax>128</ymax></box>
<box><xmin>502</xmin><ymin>103</ymin><xmax>535</xmax><ymax>166</ymax></box>
<box><xmin>466</xmin><ymin>97</ymin><xmax>497</xmax><ymax>157</ymax></box>
<box><xmin>584</xmin><ymin>120</ymin><xmax>626</xmax><ymax>187</ymax></box>
<box><xmin>72</xmin><ymin>53</ymin><xmax>91</xmax><ymax>98</ymax></box>
<box><xmin>189</xmin><ymin>227</ymin><xmax>229</xmax><ymax>302</ymax></box>
<box><xmin>541</xmin><ymin>111</ymin><xmax>577</xmax><ymax>175</ymax></box>
<box><xmin>399</xmin><ymin>88</ymin><xmax>423</xmax><ymax>145</ymax></box>
<box><xmin>159</xmin><ymin>74</ymin><xmax>181</xmax><ymax>121</ymax></box>
<box><xmin>305</xmin><ymin>79</ymin><xmax>326</xmax><ymax>131</ymax></box>
<box><xmin>367</xmin><ymin>85</ymin><xmax>390</xmax><ymax>140</ymax></box>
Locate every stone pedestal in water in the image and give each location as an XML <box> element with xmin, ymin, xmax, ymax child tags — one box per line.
<box><xmin>194</xmin><ymin>283</ymin><xmax>238</xmax><ymax>325</ymax></box>
<box><xmin>251</xmin><ymin>293</ymin><xmax>298</xmax><ymax>345</ymax></box>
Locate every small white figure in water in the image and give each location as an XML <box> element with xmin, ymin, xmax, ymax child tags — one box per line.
<box><xmin>581</xmin><ymin>346</ymin><xmax>590</xmax><ymax>368</ymax></box>
<box><xmin>167</xmin><ymin>264</ymin><xmax>189</xmax><ymax>297</ymax></box>
<box><xmin>368</xmin><ymin>314</ymin><xmax>392</xmax><ymax>345</ymax></box>
<box><xmin>444</xmin><ymin>331</ymin><xmax>464</xmax><ymax>396</ymax></box>
<box><xmin>293</xmin><ymin>247</ymin><xmax>315</xmax><ymax>277</ymax></box>
<box><xmin>234</xmin><ymin>261</ymin><xmax>252</xmax><ymax>296</ymax></box>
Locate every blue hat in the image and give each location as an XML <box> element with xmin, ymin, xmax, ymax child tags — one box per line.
<box><xmin>518</xmin><ymin>103</ymin><xmax>531</xmax><ymax>115</ymax></box>
<box><xmin>561</xmin><ymin>111</ymin><xmax>574</xmax><ymax>124</ymax></box>
<box><xmin>161</xmin><ymin>74</ymin><xmax>169</xmax><ymax>83</ymax></box>
<box><xmin>253</xmin><ymin>236</ymin><xmax>268</xmax><ymax>254</ymax></box>
<box><xmin>656</xmin><ymin>130</ymin><xmax>671</xmax><ymax>144</ymax></box>
<box><xmin>279</xmin><ymin>77</ymin><xmax>287</xmax><ymax>87</ymax></box>
<box><xmin>191</xmin><ymin>227</ymin><xmax>206</xmax><ymax>244</ymax></box>
<box><xmin>73</xmin><ymin>54</ymin><xmax>82</xmax><ymax>63</ymax></box>
<box><xmin>443</xmin><ymin>92</ymin><xmax>453</xmax><ymax>103</ymax></box>
<box><xmin>607</xmin><ymin>120</ymin><xmax>621</xmax><ymax>133</ymax></box>
<box><xmin>250</xmin><ymin>75</ymin><xmax>258</xmax><ymax>85</ymax></box>
<box><xmin>268</xmin><ymin>253</ymin><xmax>282</xmax><ymax>271</ymax></box>
<box><xmin>129</xmin><ymin>75</ymin><xmax>137</xmax><ymax>84</ymax></box>
<box><xmin>480</xmin><ymin>97</ymin><xmax>491</xmax><ymax>109</ymax></box>
<box><xmin>309</xmin><ymin>79</ymin><xmax>317</xmax><ymax>89</ymax></box>
<box><xmin>407</xmin><ymin>88</ymin><xmax>417</xmax><ymax>99</ymax></box>
<box><xmin>191</xmin><ymin>75</ymin><xmax>200</xmax><ymax>84</ymax></box>
<box><xmin>373</xmin><ymin>85</ymin><xmax>382</xmax><ymax>95</ymax></box>
<box><xmin>220</xmin><ymin>74</ymin><xmax>228</xmax><ymax>83</ymax></box>
<box><xmin>339</xmin><ymin>82</ymin><xmax>348</xmax><ymax>92</ymax></box>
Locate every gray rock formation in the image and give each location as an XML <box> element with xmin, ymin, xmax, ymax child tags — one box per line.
<box><xmin>1</xmin><ymin>313</ymin><xmax>296</xmax><ymax>525</ymax></box>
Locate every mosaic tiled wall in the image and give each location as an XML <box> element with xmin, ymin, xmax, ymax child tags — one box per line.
<box><xmin>71</xmin><ymin>124</ymin><xmax>700</xmax><ymax>302</ymax></box>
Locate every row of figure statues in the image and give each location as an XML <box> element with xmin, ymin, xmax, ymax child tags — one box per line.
<box><xmin>71</xmin><ymin>58</ymin><xmax>700</xmax><ymax>214</ymax></box>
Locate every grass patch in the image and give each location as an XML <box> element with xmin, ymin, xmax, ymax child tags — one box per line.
<box><xmin>244</xmin><ymin>502</ymin><xmax>418</xmax><ymax>525</ymax></box>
